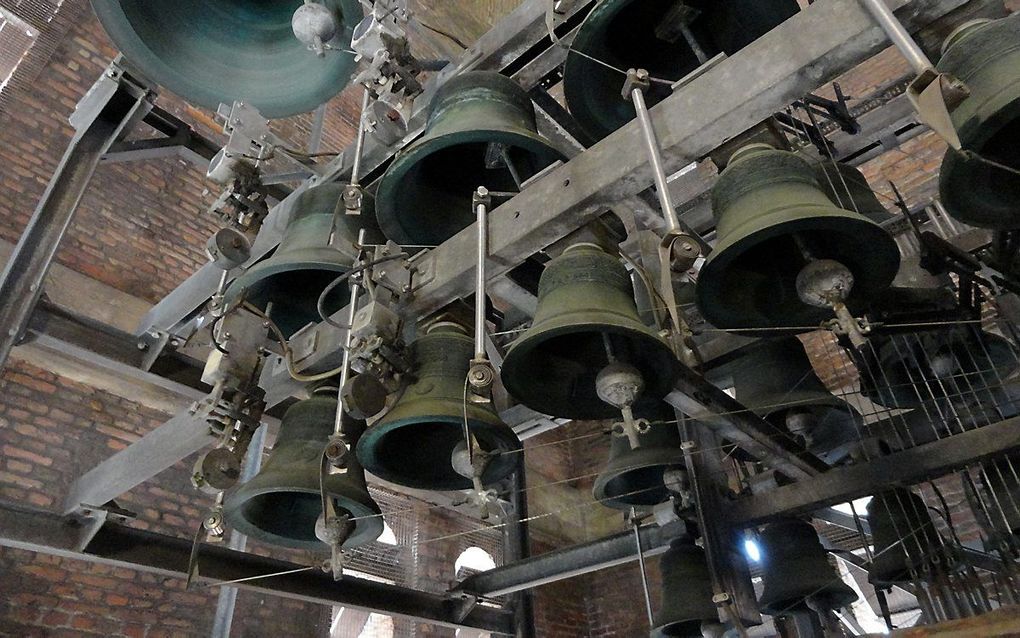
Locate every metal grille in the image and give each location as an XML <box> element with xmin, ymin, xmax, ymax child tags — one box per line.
<box><xmin>0</xmin><ymin>0</ymin><xmax>85</xmax><ymax>117</ymax></box>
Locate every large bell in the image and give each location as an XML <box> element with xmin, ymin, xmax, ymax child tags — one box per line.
<box><xmin>937</xmin><ymin>14</ymin><xmax>1020</xmax><ymax>229</ymax></box>
<box><xmin>223</xmin><ymin>394</ymin><xmax>383</xmax><ymax>550</ymax></box>
<box><xmin>593</xmin><ymin>401</ymin><xmax>685</xmax><ymax>510</ymax></box>
<box><xmin>501</xmin><ymin>244</ymin><xmax>679</xmax><ymax>420</ymax></box>
<box><xmin>563</xmin><ymin>0</ymin><xmax>799</xmax><ymax>141</ymax></box>
<box><xmin>868</xmin><ymin>489</ymin><xmax>943</xmax><ymax>586</ymax></box>
<box><xmin>228</xmin><ymin>183</ymin><xmax>383</xmax><ymax>337</ymax></box>
<box><xmin>758</xmin><ymin>518</ymin><xmax>857</xmax><ymax>616</ymax></box>
<box><xmin>90</xmin><ymin>0</ymin><xmax>362</xmax><ymax>118</ymax></box>
<box><xmin>857</xmin><ymin>328</ymin><xmax>1018</xmax><ymax>409</ymax></box>
<box><xmin>356</xmin><ymin>323</ymin><xmax>521</xmax><ymax>490</ymax></box>
<box><xmin>651</xmin><ymin>539</ymin><xmax>718</xmax><ymax>638</ymax></box>
<box><xmin>695</xmin><ymin>144</ymin><xmax>900</xmax><ymax>333</ymax></box>
<box><xmin>729</xmin><ymin>338</ymin><xmax>859</xmax><ymax>464</ymax></box>
<box><xmin>375</xmin><ymin>71</ymin><xmax>566</xmax><ymax>247</ymax></box>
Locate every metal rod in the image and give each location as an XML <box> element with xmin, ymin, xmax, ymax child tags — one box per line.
<box><xmin>631</xmin><ymin>85</ymin><xmax>682</xmax><ymax>236</ymax></box>
<box><xmin>308</xmin><ymin>103</ymin><xmax>327</xmax><ymax>155</ymax></box>
<box><xmin>858</xmin><ymin>0</ymin><xmax>934</xmax><ymax>74</ymax></box>
<box><xmin>507</xmin><ymin>453</ymin><xmax>536</xmax><ymax>638</ymax></box>
<box><xmin>474</xmin><ymin>188</ymin><xmax>489</xmax><ymax>362</ymax></box>
<box><xmin>351</xmin><ymin>89</ymin><xmax>371</xmax><ymax>186</ymax></box>
<box><xmin>632</xmin><ymin>520</ymin><xmax>655</xmax><ymax>627</ymax></box>
<box><xmin>211</xmin><ymin>424</ymin><xmax>266</xmax><ymax>638</ymax></box>
<box><xmin>334</xmin><ymin>282</ymin><xmax>361</xmax><ymax>436</ymax></box>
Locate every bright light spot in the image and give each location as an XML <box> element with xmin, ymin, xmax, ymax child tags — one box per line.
<box><xmin>456</xmin><ymin>547</ymin><xmax>496</xmax><ymax>574</ymax></box>
<box><xmin>833</xmin><ymin>496</ymin><xmax>873</xmax><ymax>516</ymax></box>
<box><xmin>743</xmin><ymin>538</ymin><xmax>761</xmax><ymax>563</ymax></box>
<box><xmin>378</xmin><ymin>522</ymin><xmax>397</xmax><ymax>545</ymax></box>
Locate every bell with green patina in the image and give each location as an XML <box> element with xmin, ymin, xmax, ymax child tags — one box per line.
<box><xmin>501</xmin><ymin>244</ymin><xmax>679</xmax><ymax>421</ymax></box>
<box><xmin>356</xmin><ymin>323</ymin><xmax>521</xmax><ymax>491</ymax></box>
<box><xmin>868</xmin><ymin>488</ymin><xmax>944</xmax><ymax>586</ymax></box>
<box><xmin>593</xmin><ymin>401</ymin><xmax>685</xmax><ymax>510</ymax></box>
<box><xmin>374</xmin><ymin>71</ymin><xmax>566</xmax><ymax>247</ymax></box>
<box><xmin>937</xmin><ymin>14</ymin><xmax>1020</xmax><ymax>229</ymax></box>
<box><xmin>695</xmin><ymin>144</ymin><xmax>900</xmax><ymax>333</ymax></box>
<box><xmin>728</xmin><ymin>338</ymin><xmax>859</xmax><ymax>465</ymax></box>
<box><xmin>562</xmin><ymin>0</ymin><xmax>799</xmax><ymax>142</ymax></box>
<box><xmin>227</xmin><ymin>183</ymin><xmax>383</xmax><ymax>338</ymax></box>
<box><xmin>814</xmin><ymin>161</ymin><xmax>894</xmax><ymax>225</ymax></box>
<box><xmin>223</xmin><ymin>394</ymin><xmax>383</xmax><ymax>551</ymax></box>
<box><xmin>651</xmin><ymin>539</ymin><xmax>718</xmax><ymax>638</ymax></box>
<box><xmin>758</xmin><ymin>518</ymin><xmax>857</xmax><ymax>616</ymax></box>
<box><xmin>90</xmin><ymin>0</ymin><xmax>362</xmax><ymax>118</ymax></box>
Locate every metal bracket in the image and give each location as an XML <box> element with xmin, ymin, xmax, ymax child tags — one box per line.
<box><xmin>906</xmin><ymin>69</ymin><xmax>968</xmax><ymax>149</ymax></box>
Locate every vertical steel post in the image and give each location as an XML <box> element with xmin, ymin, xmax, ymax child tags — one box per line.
<box><xmin>0</xmin><ymin>64</ymin><xmax>151</xmax><ymax>372</ymax></box>
<box><xmin>506</xmin><ymin>452</ymin><xmax>535</xmax><ymax>638</ymax></box>
<box><xmin>210</xmin><ymin>424</ymin><xmax>267</xmax><ymax>638</ymax></box>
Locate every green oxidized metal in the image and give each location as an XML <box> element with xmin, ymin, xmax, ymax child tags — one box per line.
<box><xmin>937</xmin><ymin>13</ymin><xmax>1020</xmax><ymax>229</ymax></box>
<box><xmin>593</xmin><ymin>401</ymin><xmax>686</xmax><ymax>510</ymax></box>
<box><xmin>223</xmin><ymin>395</ymin><xmax>383</xmax><ymax>551</ymax></box>
<box><xmin>695</xmin><ymin>144</ymin><xmax>900</xmax><ymax>333</ymax></box>
<box><xmin>356</xmin><ymin>323</ymin><xmax>521</xmax><ymax>491</ymax></box>
<box><xmin>651</xmin><ymin>540</ymin><xmax>717</xmax><ymax>638</ymax></box>
<box><xmin>758</xmin><ymin>518</ymin><xmax>857</xmax><ymax>614</ymax></box>
<box><xmin>90</xmin><ymin>0</ymin><xmax>362</xmax><ymax>118</ymax></box>
<box><xmin>562</xmin><ymin>0</ymin><xmax>799</xmax><ymax>142</ymax></box>
<box><xmin>227</xmin><ymin>183</ymin><xmax>383</xmax><ymax>337</ymax></box>
<box><xmin>501</xmin><ymin>244</ymin><xmax>679</xmax><ymax>420</ymax></box>
<box><xmin>374</xmin><ymin>71</ymin><xmax>566</xmax><ymax>247</ymax></box>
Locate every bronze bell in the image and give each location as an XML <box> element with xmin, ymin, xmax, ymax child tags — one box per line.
<box><xmin>868</xmin><ymin>489</ymin><xmax>943</xmax><ymax>586</ymax></box>
<box><xmin>501</xmin><ymin>244</ymin><xmax>679</xmax><ymax>420</ymax></box>
<box><xmin>593</xmin><ymin>401</ymin><xmax>686</xmax><ymax>510</ymax></box>
<box><xmin>937</xmin><ymin>14</ymin><xmax>1020</xmax><ymax>229</ymax></box>
<box><xmin>91</xmin><ymin>0</ymin><xmax>362</xmax><ymax>118</ymax></box>
<box><xmin>563</xmin><ymin>0</ymin><xmax>799</xmax><ymax>141</ymax></box>
<box><xmin>695</xmin><ymin>144</ymin><xmax>900</xmax><ymax>333</ymax></box>
<box><xmin>651</xmin><ymin>539</ymin><xmax>718</xmax><ymax>638</ymax></box>
<box><xmin>374</xmin><ymin>71</ymin><xmax>566</xmax><ymax>247</ymax></box>
<box><xmin>729</xmin><ymin>338</ymin><xmax>859</xmax><ymax>465</ymax></box>
<box><xmin>758</xmin><ymin>518</ymin><xmax>857</xmax><ymax>616</ymax></box>
<box><xmin>223</xmin><ymin>395</ymin><xmax>383</xmax><ymax>551</ymax></box>
<box><xmin>228</xmin><ymin>183</ymin><xmax>383</xmax><ymax>337</ymax></box>
<box><xmin>356</xmin><ymin>323</ymin><xmax>521</xmax><ymax>490</ymax></box>
<box><xmin>857</xmin><ymin>328</ymin><xmax>1018</xmax><ymax>409</ymax></box>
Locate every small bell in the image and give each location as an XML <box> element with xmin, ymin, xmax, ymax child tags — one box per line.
<box><xmin>501</xmin><ymin>243</ymin><xmax>679</xmax><ymax>420</ymax></box>
<box><xmin>651</xmin><ymin>539</ymin><xmax>718</xmax><ymax>638</ymax></box>
<box><xmin>356</xmin><ymin>322</ymin><xmax>521</xmax><ymax>490</ymax></box>
<box><xmin>758</xmin><ymin>518</ymin><xmax>857</xmax><ymax>616</ymax></box>
<box><xmin>223</xmin><ymin>395</ymin><xmax>383</xmax><ymax>551</ymax></box>
<box><xmin>868</xmin><ymin>489</ymin><xmax>943</xmax><ymax>586</ymax></box>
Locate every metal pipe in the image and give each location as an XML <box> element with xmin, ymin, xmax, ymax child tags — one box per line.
<box><xmin>308</xmin><ymin>103</ymin><xmax>327</xmax><ymax>155</ymax></box>
<box><xmin>858</xmin><ymin>0</ymin><xmax>934</xmax><ymax>74</ymax></box>
<box><xmin>632</xmin><ymin>520</ymin><xmax>655</xmax><ymax>627</ymax></box>
<box><xmin>631</xmin><ymin>86</ymin><xmax>682</xmax><ymax>236</ymax></box>
<box><xmin>351</xmin><ymin>89</ymin><xmax>371</xmax><ymax>186</ymax></box>
<box><xmin>506</xmin><ymin>453</ymin><xmax>536</xmax><ymax>638</ymax></box>
<box><xmin>211</xmin><ymin>424</ymin><xmax>267</xmax><ymax>638</ymax></box>
<box><xmin>474</xmin><ymin>189</ymin><xmax>489</xmax><ymax>361</ymax></box>
<box><xmin>334</xmin><ymin>282</ymin><xmax>361</xmax><ymax>436</ymax></box>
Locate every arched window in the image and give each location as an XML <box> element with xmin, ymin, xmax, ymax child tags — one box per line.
<box><xmin>377</xmin><ymin>522</ymin><xmax>397</xmax><ymax>545</ymax></box>
<box><xmin>454</xmin><ymin>546</ymin><xmax>496</xmax><ymax>580</ymax></box>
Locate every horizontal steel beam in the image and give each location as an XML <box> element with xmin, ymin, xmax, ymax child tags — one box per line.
<box><xmin>454</xmin><ymin>523</ymin><xmax>680</xmax><ymax>598</ymax></box>
<box><xmin>728</xmin><ymin>415</ymin><xmax>1020</xmax><ymax>527</ymax></box>
<box><xmin>0</xmin><ymin>502</ymin><xmax>513</xmax><ymax>635</ymax></box>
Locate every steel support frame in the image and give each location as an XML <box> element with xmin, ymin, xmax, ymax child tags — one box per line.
<box><xmin>0</xmin><ymin>501</ymin><xmax>513</xmax><ymax>635</ymax></box>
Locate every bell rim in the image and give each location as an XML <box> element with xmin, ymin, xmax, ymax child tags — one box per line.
<box><xmin>501</xmin><ymin>321</ymin><xmax>680</xmax><ymax>420</ymax></box>
<box><xmin>90</xmin><ymin>0</ymin><xmax>363</xmax><ymax>118</ymax></box>
<box><xmin>696</xmin><ymin>211</ymin><xmax>900</xmax><ymax>332</ymax></box>
<box><xmin>592</xmin><ymin>447</ymin><xmax>686</xmax><ymax>509</ymax></box>
<box><xmin>649</xmin><ymin>620</ymin><xmax>707</xmax><ymax>638</ymax></box>
<box><xmin>356</xmin><ymin>414</ymin><xmax>522</xmax><ymax>491</ymax></box>
<box><xmin>375</xmin><ymin>127</ymin><xmax>567</xmax><ymax>245</ymax></box>
<box><xmin>223</xmin><ymin>484</ymin><xmax>383</xmax><ymax>551</ymax></box>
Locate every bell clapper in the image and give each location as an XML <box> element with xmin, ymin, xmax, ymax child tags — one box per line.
<box><xmin>452</xmin><ymin>438</ymin><xmax>499</xmax><ymax>520</ymax></box>
<box><xmin>316</xmin><ymin>511</ymin><xmax>356</xmax><ymax>581</ymax></box>
<box><xmin>596</xmin><ymin>349</ymin><xmax>647</xmax><ymax>449</ymax></box>
<box><xmin>795</xmin><ymin>256</ymin><xmax>871</xmax><ymax>349</ymax></box>
<box><xmin>292</xmin><ymin>0</ymin><xmax>339</xmax><ymax>58</ymax></box>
